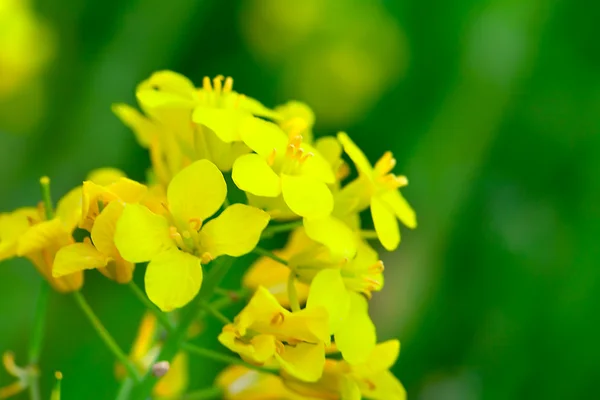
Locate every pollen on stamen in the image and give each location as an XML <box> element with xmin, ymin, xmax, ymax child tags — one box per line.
<box><xmin>223</xmin><ymin>76</ymin><xmax>234</xmax><ymax>93</ymax></box>
<box><xmin>202</xmin><ymin>76</ymin><xmax>212</xmax><ymax>91</ymax></box>
<box><xmin>270</xmin><ymin>312</ymin><xmax>285</xmax><ymax>326</ymax></box>
<box><xmin>188</xmin><ymin>218</ymin><xmax>202</xmax><ymax>231</ymax></box>
<box><xmin>213</xmin><ymin>75</ymin><xmax>224</xmax><ymax>94</ymax></box>
<box><xmin>200</xmin><ymin>252</ymin><xmax>213</xmax><ymax>264</ymax></box>
<box><xmin>285</xmin><ymin>143</ymin><xmax>297</xmax><ymax>158</ymax></box>
<box><xmin>299</xmin><ymin>151</ymin><xmax>314</xmax><ymax>164</ymax></box>
<box><xmin>375</xmin><ymin>151</ymin><xmax>397</xmax><ymax>174</ymax></box>
<box><xmin>369</xmin><ymin>260</ymin><xmax>385</xmax><ymax>273</ymax></box>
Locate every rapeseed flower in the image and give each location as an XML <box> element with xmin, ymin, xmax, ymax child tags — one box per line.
<box><xmin>216</xmin><ymin>365</ymin><xmax>309</xmax><ymax>400</ymax></box>
<box><xmin>232</xmin><ymin>117</ymin><xmax>335</xmax><ymax>219</ymax></box>
<box><xmin>337</xmin><ymin>132</ymin><xmax>416</xmax><ymax>250</ymax></box>
<box><xmin>0</xmin><ymin>186</ymin><xmax>83</xmax><ymax>292</ymax></box>
<box><xmin>114</xmin><ymin>159</ymin><xmax>269</xmax><ymax>311</ymax></box>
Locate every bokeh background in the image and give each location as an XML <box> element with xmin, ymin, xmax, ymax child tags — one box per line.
<box><xmin>1</xmin><ymin>0</ymin><xmax>599</xmax><ymax>399</ymax></box>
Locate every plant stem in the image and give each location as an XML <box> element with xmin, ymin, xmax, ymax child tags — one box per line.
<box><xmin>253</xmin><ymin>247</ymin><xmax>289</xmax><ymax>266</ymax></box>
<box><xmin>287</xmin><ymin>272</ymin><xmax>301</xmax><ymax>312</ymax></box>
<box><xmin>261</xmin><ymin>220</ymin><xmax>303</xmax><ymax>238</ymax></box>
<box><xmin>26</xmin><ymin>177</ymin><xmax>55</xmax><ymax>400</ymax></box>
<box><xmin>181</xmin><ymin>343</ymin><xmax>278</xmax><ymax>375</ymax></box>
<box><xmin>201</xmin><ymin>302</ymin><xmax>231</xmax><ymax>325</ymax></box>
<box><xmin>115</xmin><ymin>378</ymin><xmax>134</xmax><ymax>400</ymax></box>
<box><xmin>128</xmin><ymin>256</ymin><xmax>235</xmax><ymax>399</ymax></box>
<box><xmin>127</xmin><ymin>281</ymin><xmax>174</xmax><ymax>333</ymax></box>
<box><xmin>72</xmin><ymin>291</ymin><xmax>140</xmax><ymax>382</ymax></box>
<box><xmin>183</xmin><ymin>386</ymin><xmax>223</xmax><ymax>400</ymax></box>
<box><xmin>360</xmin><ymin>230</ymin><xmax>379</xmax><ymax>239</ymax></box>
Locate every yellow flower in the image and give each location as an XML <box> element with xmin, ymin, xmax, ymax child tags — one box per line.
<box><xmin>283</xmin><ymin>340</ymin><xmax>406</xmax><ymax>400</ymax></box>
<box><xmin>232</xmin><ymin>117</ymin><xmax>335</xmax><ymax>219</ymax></box>
<box><xmin>52</xmin><ymin>169</ymin><xmax>148</xmax><ymax>284</ymax></box>
<box><xmin>218</xmin><ymin>284</ymin><xmax>331</xmax><ymax>382</ymax></box>
<box><xmin>114</xmin><ymin>71</ymin><xmax>278</xmax><ymax>179</ymax></box>
<box><xmin>337</xmin><ymin>132</ymin><xmax>416</xmax><ymax>251</ymax></box>
<box><xmin>0</xmin><ymin>189</ymin><xmax>83</xmax><ymax>292</ymax></box>
<box><xmin>0</xmin><ymin>352</ymin><xmax>30</xmax><ymax>399</ymax></box>
<box><xmin>275</xmin><ymin>101</ymin><xmax>315</xmax><ymax>143</ymax></box>
<box><xmin>215</xmin><ymin>365</ymin><xmax>310</xmax><ymax>400</ymax></box>
<box><xmin>113</xmin><ymin>160</ymin><xmax>269</xmax><ymax>311</ymax></box>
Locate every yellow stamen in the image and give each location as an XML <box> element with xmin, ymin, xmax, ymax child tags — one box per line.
<box><xmin>223</xmin><ymin>77</ymin><xmax>233</xmax><ymax>93</ymax></box>
<box><xmin>267</xmin><ymin>148</ymin><xmax>277</xmax><ymax>166</ymax></box>
<box><xmin>369</xmin><ymin>260</ymin><xmax>385</xmax><ymax>273</ymax></box>
<box><xmin>213</xmin><ymin>75</ymin><xmax>224</xmax><ymax>95</ymax></box>
<box><xmin>374</xmin><ymin>151</ymin><xmax>396</xmax><ymax>175</ymax></box>
<box><xmin>200</xmin><ymin>252</ymin><xmax>213</xmax><ymax>264</ymax></box>
<box><xmin>202</xmin><ymin>76</ymin><xmax>212</xmax><ymax>91</ymax></box>
<box><xmin>270</xmin><ymin>312</ymin><xmax>285</xmax><ymax>326</ymax></box>
<box><xmin>188</xmin><ymin>218</ymin><xmax>202</xmax><ymax>231</ymax></box>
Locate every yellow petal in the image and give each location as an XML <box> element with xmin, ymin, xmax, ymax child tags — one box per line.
<box><xmin>55</xmin><ymin>186</ymin><xmax>83</xmax><ymax>233</ymax></box>
<box><xmin>335</xmin><ymin>293</ymin><xmax>376</xmax><ymax>365</ymax></box>
<box><xmin>298</xmin><ymin>143</ymin><xmax>336</xmax><ymax>184</ymax></box>
<box><xmin>200</xmin><ymin>204</ymin><xmax>269</xmax><ymax>258</ymax></box>
<box><xmin>239</xmin><ymin>117</ymin><xmax>288</xmax><ymax>158</ymax></box>
<box><xmin>87</xmin><ymin>167</ymin><xmax>127</xmax><ymax>185</ymax></box>
<box><xmin>114</xmin><ymin>204</ymin><xmax>174</xmax><ymax>263</ymax></box>
<box><xmin>315</xmin><ymin>136</ymin><xmax>343</xmax><ymax>168</ymax></box>
<box><xmin>356</xmin><ymin>370</ymin><xmax>406</xmax><ymax>400</ymax></box>
<box><xmin>136</xmin><ymin>70</ymin><xmax>197</xmax><ymax>109</ymax></box>
<box><xmin>281</xmin><ymin>174</ymin><xmax>333</xmax><ymax>219</ymax></box>
<box><xmin>303</xmin><ymin>216</ymin><xmax>357</xmax><ymax>259</ymax></box>
<box><xmin>380</xmin><ymin>190</ymin><xmax>417</xmax><ymax>229</ymax></box>
<box><xmin>107</xmin><ymin>178</ymin><xmax>148</xmax><ymax>204</ymax></box>
<box><xmin>306</xmin><ymin>269</ymin><xmax>351</xmax><ymax>334</ymax></box>
<box><xmin>354</xmin><ymin>340</ymin><xmax>400</xmax><ymax>375</ymax></box>
<box><xmin>167</xmin><ymin>160</ymin><xmax>226</xmax><ymax>223</ymax></box>
<box><xmin>91</xmin><ymin>201</ymin><xmax>123</xmax><ymax>256</ymax></box>
<box><xmin>232</xmin><ymin>154</ymin><xmax>281</xmax><ymax>197</ymax></box>
<box><xmin>370</xmin><ymin>196</ymin><xmax>399</xmax><ymax>251</ymax></box>
<box><xmin>145</xmin><ymin>248</ymin><xmax>203</xmax><ymax>311</ymax></box>
<box><xmin>274</xmin><ymin>342</ymin><xmax>325</xmax><ymax>382</ymax></box>
<box><xmin>52</xmin><ymin>243</ymin><xmax>109</xmax><ymax>277</ymax></box>
<box><xmin>16</xmin><ymin>219</ymin><xmax>70</xmax><ymax>256</ymax></box>
<box><xmin>0</xmin><ymin>208</ymin><xmax>39</xmax><ymax>260</ymax></box>
<box><xmin>340</xmin><ymin>377</ymin><xmax>362</xmax><ymax>400</ymax></box>
<box><xmin>337</xmin><ymin>132</ymin><xmax>373</xmax><ymax>176</ymax></box>
<box><xmin>112</xmin><ymin>103</ymin><xmax>157</xmax><ymax>148</ymax></box>
<box><xmin>192</xmin><ymin>107</ymin><xmax>250</xmax><ymax>143</ymax></box>
<box><xmin>218</xmin><ymin>330</ymin><xmax>277</xmax><ymax>364</ymax></box>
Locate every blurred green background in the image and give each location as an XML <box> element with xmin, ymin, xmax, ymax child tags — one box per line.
<box><xmin>1</xmin><ymin>0</ymin><xmax>598</xmax><ymax>399</ymax></box>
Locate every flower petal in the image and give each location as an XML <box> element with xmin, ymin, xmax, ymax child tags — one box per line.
<box><xmin>303</xmin><ymin>216</ymin><xmax>357</xmax><ymax>259</ymax></box>
<box><xmin>335</xmin><ymin>293</ymin><xmax>376</xmax><ymax>365</ymax></box>
<box><xmin>114</xmin><ymin>204</ymin><xmax>174</xmax><ymax>263</ymax></box>
<box><xmin>218</xmin><ymin>330</ymin><xmax>277</xmax><ymax>364</ymax></box>
<box><xmin>16</xmin><ymin>219</ymin><xmax>70</xmax><ymax>256</ymax></box>
<box><xmin>379</xmin><ymin>190</ymin><xmax>417</xmax><ymax>229</ymax></box>
<box><xmin>87</xmin><ymin>168</ymin><xmax>127</xmax><ymax>185</ymax></box>
<box><xmin>274</xmin><ymin>343</ymin><xmax>325</xmax><ymax>382</ymax></box>
<box><xmin>200</xmin><ymin>204</ymin><xmax>270</xmax><ymax>258</ymax></box>
<box><xmin>232</xmin><ymin>154</ymin><xmax>281</xmax><ymax>197</ymax></box>
<box><xmin>192</xmin><ymin>107</ymin><xmax>250</xmax><ymax>143</ymax></box>
<box><xmin>91</xmin><ymin>201</ymin><xmax>124</xmax><ymax>257</ymax></box>
<box><xmin>281</xmin><ymin>174</ymin><xmax>333</xmax><ymax>219</ymax></box>
<box><xmin>337</xmin><ymin>132</ymin><xmax>373</xmax><ymax>176</ymax></box>
<box><xmin>370</xmin><ymin>196</ymin><xmax>399</xmax><ymax>251</ymax></box>
<box><xmin>111</xmin><ymin>104</ymin><xmax>157</xmax><ymax>148</ymax></box>
<box><xmin>0</xmin><ymin>208</ymin><xmax>39</xmax><ymax>260</ymax></box>
<box><xmin>145</xmin><ymin>248</ymin><xmax>203</xmax><ymax>311</ymax></box>
<box><xmin>306</xmin><ymin>269</ymin><xmax>351</xmax><ymax>334</ymax></box>
<box><xmin>167</xmin><ymin>160</ymin><xmax>226</xmax><ymax>223</ymax></box>
<box><xmin>55</xmin><ymin>187</ymin><xmax>83</xmax><ymax>233</ymax></box>
<box><xmin>239</xmin><ymin>117</ymin><xmax>288</xmax><ymax>158</ymax></box>
<box><xmin>52</xmin><ymin>243</ymin><xmax>109</xmax><ymax>277</ymax></box>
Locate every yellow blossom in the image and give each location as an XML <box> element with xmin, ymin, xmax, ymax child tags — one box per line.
<box><xmin>337</xmin><ymin>132</ymin><xmax>416</xmax><ymax>250</ymax></box>
<box><xmin>218</xmin><ymin>284</ymin><xmax>332</xmax><ymax>382</ymax></box>
<box><xmin>52</xmin><ymin>169</ymin><xmax>148</xmax><ymax>284</ymax></box>
<box><xmin>114</xmin><ymin>160</ymin><xmax>269</xmax><ymax>311</ymax></box>
<box><xmin>282</xmin><ymin>340</ymin><xmax>406</xmax><ymax>400</ymax></box>
<box><xmin>232</xmin><ymin>117</ymin><xmax>335</xmax><ymax>219</ymax></box>
<box><xmin>0</xmin><ymin>189</ymin><xmax>83</xmax><ymax>292</ymax></box>
<box><xmin>216</xmin><ymin>365</ymin><xmax>312</xmax><ymax>400</ymax></box>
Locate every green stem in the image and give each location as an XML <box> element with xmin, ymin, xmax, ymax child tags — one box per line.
<box><xmin>261</xmin><ymin>220</ymin><xmax>303</xmax><ymax>238</ymax></box>
<box><xmin>201</xmin><ymin>302</ymin><xmax>231</xmax><ymax>325</ymax></box>
<box><xmin>72</xmin><ymin>291</ymin><xmax>140</xmax><ymax>382</ymax></box>
<box><xmin>115</xmin><ymin>378</ymin><xmax>134</xmax><ymax>400</ymax></box>
<box><xmin>39</xmin><ymin>176</ymin><xmax>54</xmax><ymax>220</ymax></box>
<box><xmin>128</xmin><ymin>256</ymin><xmax>235</xmax><ymax>399</ymax></box>
<box><xmin>182</xmin><ymin>343</ymin><xmax>278</xmax><ymax>375</ymax></box>
<box><xmin>360</xmin><ymin>230</ymin><xmax>379</xmax><ymax>239</ymax></box>
<box><xmin>183</xmin><ymin>386</ymin><xmax>223</xmax><ymax>400</ymax></box>
<box><xmin>287</xmin><ymin>272</ymin><xmax>301</xmax><ymax>312</ymax></box>
<box><xmin>128</xmin><ymin>281</ymin><xmax>174</xmax><ymax>333</ymax></box>
<box><xmin>253</xmin><ymin>247</ymin><xmax>289</xmax><ymax>266</ymax></box>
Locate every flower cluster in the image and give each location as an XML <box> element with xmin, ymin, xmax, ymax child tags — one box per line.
<box><xmin>0</xmin><ymin>71</ymin><xmax>415</xmax><ymax>399</ymax></box>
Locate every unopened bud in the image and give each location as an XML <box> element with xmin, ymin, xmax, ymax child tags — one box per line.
<box><xmin>152</xmin><ymin>361</ymin><xmax>170</xmax><ymax>378</ymax></box>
